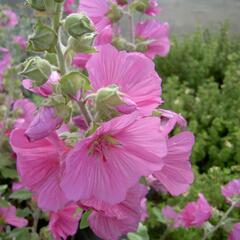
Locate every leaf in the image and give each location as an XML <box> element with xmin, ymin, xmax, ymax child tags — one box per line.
<box><xmin>0</xmin><ymin>197</ymin><xmax>9</xmax><ymax>207</ymax></box>
<box><xmin>8</xmin><ymin>228</ymin><xmax>31</xmax><ymax>240</ymax></box>
<box><xmin>128</xmin><ymin>224</ymin><xmax>149</xmax><ymax>240</ymax></box>
<box><xmin>9</xmin><ymin>190</ymin><xmax>32</xmax><ymax>201</ymax></box>
<box><xmin>0</xmin><ymin>185</ymin><xmax>8</xmax><ymax>194</ymax></box>
<box><xmin>79</xmin><ymin>210</ymin><xmax>91</xmax><ymax>230</ymax></box>
<box><xmin>1</xmin><ymin>168</ymin><xmax>18</xmax><ymax>179</ymax></box>
<box><xmin>152</xmin><ymin>207</ymin><xmax>166</xmax><ymax>224</ymax></box>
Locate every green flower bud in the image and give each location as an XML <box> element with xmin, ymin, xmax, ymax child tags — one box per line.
<box><xmin>68</xmin><ymin>33</ymin><xmax>96</xmax><ymax>53</ymax></box>
<box><xmin>20</xmin><ymin>57</ymin><xmax>52</xmax><ymax>86</ymax></box>
<box><xmin>64</xmin><ymin>13</ymin><xmax>95</xmax><ymax>38</ymax></box>
<box><xmin>130</xmin><ymin>0</ymin><xmax>148</xmax><ymax>12</ymax></box>
<box><xmin>107</xmin><ymin>3</ymin><xmax>123</xmax><ymax>23</ymax></box>
<box><xmin>28</xmin><ymin>21</ymin><xmax>57</xmax><ymax>53</ymax></box>
<box><xmin>112</xmin><ymin>37</ymin><xmax>135</xmax><ymax>51</ymax></box>
<box><xmin>54</xmin><ymin>0</ymin><xmax>64</xmax><ymax>2</ymax></box>
<box><xmin>60</xmin><ymin>71</ymin><xmax>88</xmax><ymax>100</ymax></box>
<box><xmin>135</xmin><ymin>38</ymin><xmax>149</xmax><ymax>52</ymax></box>
<box><xmin>26</xmin><ymin>0</ymin><xmax>46</xmax><ymax>11</ymax></box>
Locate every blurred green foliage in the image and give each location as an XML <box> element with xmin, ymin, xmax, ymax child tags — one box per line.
<box><xmin>155</xmin><ymin>25</ymin><xmax>240</xmax><ymax>170</ymax></box>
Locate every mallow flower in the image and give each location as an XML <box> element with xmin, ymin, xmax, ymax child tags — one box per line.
<box><xmin>64</xmin><ymin>0</ymin><xmax>79</xmax><ymax>14</ymax></box>
<box><xmin>221</xmin><ymin>179</ymin><xmax>240</xmax><ymax>207</ymax></box>
<box><xmin>25</xmin><ymin>106</ymin><xmax>63</xmax><ymax>142</ymax></box>
<box><xmin>49</xmin><ymin>203</ymin><xmax>82</xmax><ymax>240</ymax></box>
<box><xmin>22</xmin><ymin>71</ymin><xmax>60</xmax><ymax>97</ymax></box>
<box><xmin>228</xmin><ymin>223</ymin><xmax>240</xmax><ymax>240</ymax></box>
<box><xmin>145</xmin><ymin>0</ymin><xmax>161</xmax><ymax>16</ymax></box>
<box><xmin>10</xmin><ymin>129</ymin><xmax>69</xmax><ymax>211</ymax></box>
<box><xmin>12</xmin><ymin>35</ymin><xmax>27</xmax><ymax>49</ymax></box>
<box><xmin>0</xmin><ymin>204</ymin><xmax>28</xmax><ymax>229</ymax></box>
<box><xmin>0</xmin><ymin>8</ymin><xmax>18</xmax><ymax>28</ymax></box>
<box><xmin>162</xmin><ymin>206</ymin><xmax>182</xmax><ymax>228</ymax></box>
<box><xmin>181</xmin><ymin>193</ymin><xmax>212</xmax><ymax>228</ymax></box>
<box><xmin>135</xmin><ymin>20</ymin><xmax>170</xmax><ymax>59</ymax></box>
<box><xmin>153</xmin><ymin>131</ymin><xmax>195</xmax><ymax>196</ymax></box>
<box><xmin>86</xmin><ymin>44</ymin><xmax>162</xmax><ymax>116</ymax></box>
<box><xmin>13</xmin><ymin>99</ymin><xmax>36</xmax><ymax>129</ymax></box>
<box><xmin>61</xmin><ymin>112</ymin><xmax>167</xmax><ymax>205</ymax></box>
<box><xmin>81</xmin><ymin>183</ymin><xmax>148</xmax><ymax>240</ymax></box>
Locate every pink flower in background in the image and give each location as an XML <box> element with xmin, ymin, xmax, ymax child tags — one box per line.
<box><xmin>145</xmin><ymin>0</ymin><xmax>161</xmax><ymax>16</ymax></box>
<box><xmin>162</xmin><ymin>206</ymin><xmax>182</xmax><ymax>228</ymax></box>
<box><xmin>86</xmin><ymin>44</ymin><xmax>162</xmax><ymax>115</ymax></box>
<box><xmin>64</xmin><ymin>0</ymin><xmax>78</xmax><ymax>14</ymax></box>
<box><xmin>72</xmin><ymin>115</ymin><xmax>88</xmax><ymax>130</ymax></box>
<box><xmin>181</xmin><ymin>193</ymin><xmax>212</xmax><ymax>228</ymax></box>
<box><xmin>153</xmin><ymin>131</ymin><xmax>195</xmax><ymax>196</ymax></box>
<box><xmin>116</xmin><ymin>0</ymin><xmax>128</xmax><ymax>6</ymax></box>
<box><xmin>146</xmin><ymin>175</ymin><xmax>168</xmax><ymax>193</ymax></box>
<box><xmin>25</xmin><ymin>106</ymin><xmax>63</xmax><ymax>142</ymax></box>
<box><xmin>79</xmin><ymin>0</ymin><xmax>112</xmax><ymax>30</ymax></box>
<box><xmin>0</xmin><ymin>9</ymin><xmax>18</xmax><ymax>28</ymax></box>
<box><xmin>22</xmin><ymin>71</ymin><xmax>60</xmax><ymax>98</ymax></box>
<box><xmin>83</xmin><ymin>184</ymin><xmax>147</xmax><ymax>240</ymax></box>
<box><xmin>49</xmin><ymin>204</ymin><xmax>82</xmax><ymax>240</ymax></box>
<box><xmin>221</xmin><ymin>179</ymin><xmax>240</xmax><ymax>207</ymax></box>
<box><xmin>0</xmin><ymin>205</ymin><xmax>28</xmax><ymax>228</ymax></box>
<box><xmin>135</xmin><ymin>20</ymin><xmax>170</xmax><ymax>59</ymax></box>
<box><xmin>12</xmin><ymin>36</ymin><xmax>27</xmax><ymax>49</ymax></box>
<box><xmin>13</xmin><ymin>99</ymin><xmax>36</xmax><ymax>129</ymax></box>
<box><xmin>61</xmin><ymin>112</ymin><xmax>167</xmax><ymax>204</ymax></box>
<box><xmin>0</xmin><ymin>48</ymin><xmax>11</xmax><ymax>90</ymax></box>
<box><xmin>10</xmin><ymin>129</ymin><xmax>69</xmax><ymax>211</ymax></box>
<box><xmin>159</xmin><ymin>109</ymin><xmax>187</xmax><ymax>135</ymax></box>
<box><xmin>228</xmin><ymin>223</ymin><xmax>240</xmax><ymax>240</ymax></box>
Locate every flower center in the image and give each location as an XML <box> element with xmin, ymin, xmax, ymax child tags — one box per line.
<box><xmin>88</xmin><ymin>135</ymin><xmax>119</xmax><ymax>162</ymax></box>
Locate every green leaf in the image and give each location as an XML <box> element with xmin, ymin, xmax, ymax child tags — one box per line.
<box><xmin>0</xmin><ymin>185</ymin><xmax>8</xmax><ymax>194</ymax></box>
<box><xmin>128</xmin><ymin>224</ymin><xmax>149</xmax><ymax>240</ymax></box>
<box><xmin>9</xmin><ymin>190</ymin><xmax>32</xmax><ymax>201</ymax></box>
<box><xmin>0</xmin><ymin>197</ymin><xmax>9</xmax><ymax>207</ymax></box>
<box><xmin>0</xmin><ymin>168</ymin><xmax>18</xmax><ymax>179</ymax></box>
<box><xmin>79</xmin><ymin>210</ymin><xmax>91</xmax><ymax>229</ymax></box>
<box><xmin>152</xmin><ymin>207</ymin><xmax>166</xmax><ymax>224</ymax></box>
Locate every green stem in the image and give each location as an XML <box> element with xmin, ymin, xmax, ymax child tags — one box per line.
<box><xmin>53</xmin><ymin>3</ymin><xmax>66</xmax><ymax>75</ymax></box>
<box><xmin>202</xmin><ymin>202</ymin><xmax>238</xmax><ymax>240</ymax></box>
<box><xmin>78</xmin><ymin>100</ymin><xmax>92</xmax><ymax>127</ymax></box>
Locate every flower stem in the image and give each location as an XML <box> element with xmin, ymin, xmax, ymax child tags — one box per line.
<box><xmin>53</xmin><ymin>3</ymin><xmax>66</xmax><ymax>75</ymax></box>
<box><xmin>78</xmin><ymin>100</ymin><xmax>92</xmax><ymax>127</ymax></box>
<box><xmin>202</xmin><ymin>202</ymin><xmax>238</xmax><ymax>240</ymax></box>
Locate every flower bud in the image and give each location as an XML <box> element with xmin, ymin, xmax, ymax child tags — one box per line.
<box><xmin>112</xmin><ymin>37</ymin><xmax>135</xmax><ymax>51</ymax></box>
<box><xmin>20</xmin><ymin>57</ymin><xmax>52</xmax><ymax>86</ymax></box>
<box><xmin>68</xmin><ymin>33</ymin><xmax>96</xmax><ymax>53</ymax></box>
<box><xmin>95</xmin><ymin>85</ymin><xmax>137</xmax><ymax>120</ymax></box>
<box><xmin>130</xmin><ymin>0</ymin><xmax>148</xmax><ymax>12</ymax></box>
<box><xmin>28</xmin><ymin>21</ymin><xmax>57</xmax><ymax>53</ymax></box>
<box><xmin>107</xmin><ymin>3</ymin><xmax>123</xmax><ymax>23</ymax></box>
<box><xmin>54</xmin><ymin>0</ymin><xmax>64</xmax><ymax>2</ymax></box>
<box><xmin>26</xmin><ymin>0</ymin><xmax>46</xmax><ymax>11</ymax></box>
<box><xmin>116</xmin><ymin>0</ymin><xmax>128</xmax><ymax>6</ymax></box>
<box><xmin>64</xmin><ymin>13</ymin><xmax>95</xmax><ymax>38</ymax></box>
<box><xmin>60</xmin><ymin>71</ymin><xmax>87</xmax><ymax>100</ymax></box>
<box><xmin>25</xmin><ymin>106</ymin><xmax>63</xmax><ymax>141</ymax></box>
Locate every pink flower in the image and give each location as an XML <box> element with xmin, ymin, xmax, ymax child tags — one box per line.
<box><xmin>25</xmin><ymin>106</ymin><xmax>63</xmax><ymax>142</ymax></box>
<box><xmin>135</xmin><ymin>20</ymin><xmax>170</xmax><ymax>59</ymax></box>
<box><xmin>0</xmin><ymin>48</ymin><xmax>11</xmax><ymax>90</ymax></box>
<box><xmin>64</xmin><ymin>0</ymin><xmax>79</xmax><ymax>14</ymax></box>
<box><xmin>228</xmin><ymin>223</ymin><xmax>240</xmax><ymax>240</ymax></box>
<box><xmin>153</xmin><ymin>131</ymin><xmax>195</xmax><ymax>196</ymax></box>
<box><xmin>145</xmin><ymin>0</ymin><xmax>161</xmax><ymax>16</ymax></box>
<box><xmin>83</xmin><ymin>184</ymin><xmax>147</xmax><ymax>240</ymax></box>
<box><xmin>12</xmin><ymin>181</ymin><xmax>25</xmax><ymax>192</ymax></box>
<box><xmin>61</xmin><ymin>112</ymin><xmax>167</xmax><ymax>204</ymax></box>
<box><xmin>13</xmin><ymin>99</ymin><xmax>36</xmax><ymax>129</ymax></box>
<box><xmin>116</xmin><ymin>0</ymin><xmax>128</xmax><ymax>6</ymax></box>
<box><xmin>146</xmin><ymin>175</ymin><xmax>167</xmax><ymax>193</ymax></box>
<box><xmin>22</xmin><ymin>71</ymin><xmax>60</xmax><ymax>98</ymax></box>
<box><xmin>10</xmin><ymin>129</ymin><xmax>69</xmax><ymax>211</ymax></box>
<box><xmin>162</xmin><ymin>206</ymin><xmax>182</xmax><ymax>228</ymax></box>
<box><xmin>86</xmin><ymin>44</ymin><xmax>162</xmax><ymax>115</ymax></box>
<box><xmin>12</xmin><ymin>35</ymin><xmax>27</xmax><ymax>49</ymax></box>
<box><xmin>0</xmin><ymin>205</ymin><xmax>28</xmax><ymax>228</ymax></box>
<box><xmin>159</xmin><ymin>109</ymin><xmax>187</xmax><ymax>135</ymax></box>
<box><xmin>49</xmin><ymin>203</ymin><xmax>82</xmax><ymax>240</ymax></box>
<box><xmin>79</xmin><ymin>0</ymin><xmax>112</xmax><ymax>30</ymax></box>
<box><xmin>181</xmin><ymin>193</ymin><xmax>212</xmax><ymax>228</ymax></box>
<box><xmin>72</xmin><ymin>115</ymin><xmax>88</xmax><ymax>130</ymax></box>
<box><xmin>0</xmin><ymin>9</ymin><xmax>18</xmax><ymax>28</ymax></box>
<box><xmin>221</xmin><ymin>179</ymin><xmax>240</xmax><ymax>207</ymax></box>
<box><xmin>72</xmin><ymin>53</ymin><xmax>92</xmax><ymax>69</ymax></box>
